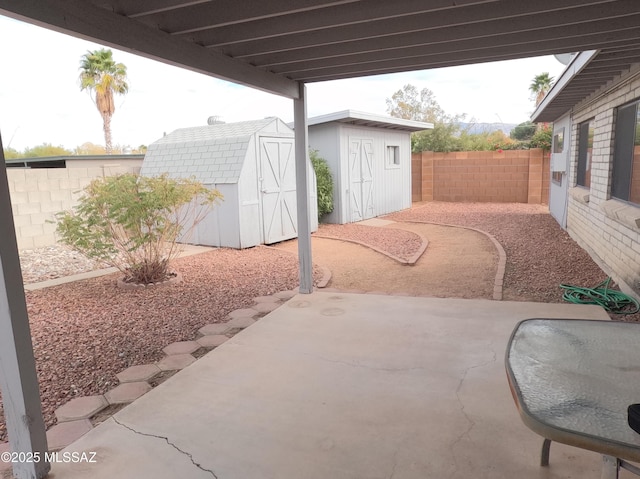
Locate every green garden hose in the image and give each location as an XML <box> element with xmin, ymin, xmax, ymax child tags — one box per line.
<box><xmin>560</xmin><ymin>277</ymin><xmax>640</xmax><ymax>314</ymax></box>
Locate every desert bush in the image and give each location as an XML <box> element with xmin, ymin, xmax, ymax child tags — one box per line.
<box><xmin>310</xmin><ymin>150</ymin><xmax>334</xmax><ymax>220</ymax></box>
<box><xmin>55</xmin><ymin>173</ymin><xmax>222</xmax><ymax>284</ymax></box>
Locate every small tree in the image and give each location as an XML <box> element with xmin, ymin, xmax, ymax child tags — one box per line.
<box><xmin>310</xmin><ymin>150</ymin><xmax>333</xmax><ymax>220</ymax></box>
<box><xmin>55</xmin><ymin>173</ymin><xmax>222</xmax><ymax>284</ymax></box>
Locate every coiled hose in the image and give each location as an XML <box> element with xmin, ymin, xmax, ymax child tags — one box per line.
<box><xmin>560</xmin><ymin>277</ymin><xmax>640</xmax><ymax>314</ymax></box>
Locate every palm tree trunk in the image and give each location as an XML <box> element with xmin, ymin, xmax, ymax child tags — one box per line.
<box><xmin>102</xmin><ymin>113</ymin><xmax>113</xmax><ymax>154</ymax></box>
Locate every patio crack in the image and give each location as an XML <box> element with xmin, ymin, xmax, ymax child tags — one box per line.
<box><xmin>449</xmin><ymin>345</ymin><xmax>497</xmax><ymax>477</ymax></box>
<box><xmin>112</xmin><ymin>417</ymin><xmax>219</xmax><ymax>478</ymax></box>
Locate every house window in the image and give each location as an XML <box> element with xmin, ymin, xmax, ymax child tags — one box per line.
<box><xmin>386</xmin><ymin>145</ymin><xmax>400</xmax><ymax>166</ymax></box>
<box><xmin>552</xmin><ymin>171</ymin><xmax>562</xmax><ymax>185</ymax></box>
<box><xmin>576</xmin><ymin>120</ymin><xmax>594</xmax><ymax>189</ymax></box>
<box><xmin>612</xmin><ymin>100</ymin><xmax>640</xmax><ymax>205</ymax></box>
<box><xmin>553</xmin><ymin>129</ymin><xmax>564</xmax><ymax>153</ymax></box>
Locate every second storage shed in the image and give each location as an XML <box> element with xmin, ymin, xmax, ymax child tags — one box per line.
<box><xmin>308</xmin><ymin>110</ymin><xmax>432</xmax><ymax>224</ymax></box>
<box><xmin>141</xmin><ymin>117</ymin><xmax>317</xmax><ymax>249</ymax></box>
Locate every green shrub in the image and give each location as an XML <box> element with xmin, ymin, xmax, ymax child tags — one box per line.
<box><xmin>310</xmin><ymin>150</ymin><xmax>334</xmax><ymax>220</ymax></box>
<box><xmin>55</xmin><ymin>173</ymin><xmax>222</xmax><ymax>284</ymax></box>
<box><xmin>529</xmin><ymin>124</ymin><xmax>553</xmax><ymax>151</ymax></box>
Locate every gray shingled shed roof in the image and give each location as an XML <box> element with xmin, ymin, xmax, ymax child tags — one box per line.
<box><xmin>142</xmin><ymin>118</ymin><xmax>284</xmax><ymax>184</ymax></box>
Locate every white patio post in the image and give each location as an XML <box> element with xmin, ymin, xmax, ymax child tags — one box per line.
<box><xmin>0</xmin><ymin>133</ymin><xmax>50</xmax><ymax>478</ymax></box>
<box><xmin>293</xmin><ymin>82</ymin><xmax>313</xmax><ymax>294</ymax></box>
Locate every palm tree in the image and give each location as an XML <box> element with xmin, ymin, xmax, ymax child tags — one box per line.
<box><xmin>79</xmin><ymin>49</ymin><xmax>128</xmax><ymax>154</ymax></box>
<box><xmin>529</xmin><ymin>73</ymin><xmax>554</xmax><ymax>107</ymax></box>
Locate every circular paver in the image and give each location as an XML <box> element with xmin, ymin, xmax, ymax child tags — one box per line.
<box><xmin>252</xmin><ymin>302</ymin><xmax>280</xmax><ymax>314</ymax></box>
<box><xmin>253</xmin><ymin>295</ymin><xmax>281</xmax><ymax>304</ymax></box>
<box><xmin>228</xmin><ymin>308</ymin><xmax>260</xmax><ymax>320</ymax></box>
<box><xmin>196</xmin><ymin>335</ymin><xmax>229</xmax><ymax>348</ymax></box>
<box><xmin>55</xmin><ymin>395</ymin><xmax>108</xmax><ymax>422</ymax></box>
<box><xmin>198</xmin><ymin>323</ymin><xmax>231</xmax><ymax>336</ymax></box>
<box><xmin>117</xmin><ymin>364</ymin><xmax>161</xmax><ymax>383</ymax></box>
<box><xmin>156</xmin><ymin>353</ymin><xmax>196</xmax><ymax>371</ymax></box>
<box><xmin>46</xmin><ymin>419</ymin><xmax>93</xmax><ymax>451</ymax></box>
<box><xmin>227</xmin><ymin>316</ymin><xmax>256</xmax><ymax>329</ymax></box>
<box><xmin>105</xmin><ymin>382</ymin><xmax>151</xmax><ymax>405</ymax></box>
<box><xmin>162</xmin><ymin>340</ymin><xmax>200</xmax><ymax>356</ymax></box>
<box><xmin>274</xmin><ymin>290</ymin><xmax>297</xmax><ymax>300</ymax></box>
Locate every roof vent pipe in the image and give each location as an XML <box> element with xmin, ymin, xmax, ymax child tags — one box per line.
<box><xmin>207</xmin><ymin>116</ymin><xmax>225</xmax><ymax>125</ymax></box>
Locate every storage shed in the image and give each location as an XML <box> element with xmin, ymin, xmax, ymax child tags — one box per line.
<box><xmin>141</xmin><ymin>117</ymin><xmax>317</xmax><ymax>249</ymax></box>
<box><xmin>307</xmin><ymin>110</ymin><xmax>432</xmax><ymax>224</ymax></box>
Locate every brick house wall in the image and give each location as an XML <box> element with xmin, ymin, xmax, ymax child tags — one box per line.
<box><xmin>412</xmin><ymin>149</ymin><xmax>550</xmax><ymax>204</ymax></box>
<box><xmin>563</xmin><ymin>71</ymin><xmax>640</xmax><ymax>294</ymax></box>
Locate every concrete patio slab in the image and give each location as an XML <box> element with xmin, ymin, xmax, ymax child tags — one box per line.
<box><xmin>51</xmin><ymin>293</ymin><xmax>616</xmax><ymax>479</ymax></box>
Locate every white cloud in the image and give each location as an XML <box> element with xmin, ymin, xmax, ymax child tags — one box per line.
<box><xmin>0</xmin><ymin>15</ymin><xmax>567</xmax><ymax>151</ymax></box>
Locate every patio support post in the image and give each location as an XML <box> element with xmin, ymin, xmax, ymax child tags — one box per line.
<box><xmin>293</xmin><ymin>82</ymin><xmax>313</xmax><ymax>294</ymax></box>
<box><xmin>0</xmin><ymin>133</ymin><xmax>50</xmax><ymax>478</ymax></box>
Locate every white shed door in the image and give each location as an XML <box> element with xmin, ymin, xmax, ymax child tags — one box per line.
<box><xmin>348</xmin><ymin>138</ymin><xmax>374</xmax><ymax>222</ymax></box>
<box><xmin>260</xmin><ymin>137</ymin><xmax>297</xmax><ymax>244</ymax></box>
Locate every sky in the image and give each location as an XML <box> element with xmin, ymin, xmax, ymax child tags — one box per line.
<box><xmin>0</xmin><ymin>15</ymin><xmax>568</xmax><ymax>152</ymax></box>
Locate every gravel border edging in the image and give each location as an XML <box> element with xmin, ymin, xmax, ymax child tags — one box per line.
<box><xmin>398</xmin><ymin>220</ymin><xmax>506</xmax><ymax>301</ymax></box>
<box><xmin>312</xmin><ymin>228</ymin><xmax>429</xmax><ymax>266</ymax></box>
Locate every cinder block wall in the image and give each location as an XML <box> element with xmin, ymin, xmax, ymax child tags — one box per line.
<box><xmin>8</xmin><ymin>166</ymin><xmax>138</xmax><ymax>250</ymax></box>
<box><xmin>412</xmin><ymin>149</ymin><xmax>549</xmax><ymax>204</ymax></box>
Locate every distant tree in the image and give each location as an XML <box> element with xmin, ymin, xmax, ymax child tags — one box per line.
<box><xmin>3</xmin><ymin>147</ymin><xmax>22</xmax><ymax>159</ymax></box>
<box><xmin>529</xmin><ymin>124</ymin><xmax>553</xmax><ymax>150</ymax></box>
<box><xmin>510</xmin><ymin>121</ymin><xmax>537</xmax><ymax>141</ymax></box>
<box><xmin>386</xmin><ymin>84</ymin><xmax>464</xmax><ymax>152</ymax></box>
<box><xmin>530</xmin><ymin>73</ymin><xmax>554</xmax><ymax>106</ymax></box>
<box><xmin>79</xmin><ymin>49</ymin><xmax>129</xmax><ymax>154</ymax></box>
<box><xmin>133</xmin><ymin>145</ymin><xmax>148</xmax><ymax>154</ymax></box>
<box><xmin>23</xmin><ymin>143</ymin><xmax>72</xmax><ymax>158</ymax></box>
<box><xmin>74</xmin><ymin>142</ymin><xmax>107</xmax><ymax>155</ymax></box>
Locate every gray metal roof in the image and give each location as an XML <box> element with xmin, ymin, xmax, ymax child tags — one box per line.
<box><xmin>141</xmin><ymin>118</ymin><xmax>290</xmax><ymax>184</ymax></box>
<box><xmin>307</xmin><ymin>110</ymin><xmax>433</xmax><ymax>132</ymax></box>
<box><xmin>3</xmin><ymin>2</ymin><xmax>640</xmax><ymax>100</ymax></box>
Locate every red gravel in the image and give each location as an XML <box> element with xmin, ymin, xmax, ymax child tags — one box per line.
<box><xmin>0</xmin><ymin>247</ymin><xmax>321</xmax><ymax>443</ymax></box>
<box><xmin>315</xmin><ymin>224</ymin><xmax>423</xmax><ymax>261</ymax></box>
<box><xmin>388</xmin><ymin>202</ymin><xmax>637</xmax><ymax>319</ymax></box>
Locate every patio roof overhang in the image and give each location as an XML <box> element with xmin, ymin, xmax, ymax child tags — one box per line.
<box><xmin>2</xmin><ymin>1</ymin><xmax>640</xmax><ymax>98</ymax></box>
<box><xmin>532</xmin><ymin>48</ymin><xmax>640</xmax><ymax>122</ymax></box>
<box><xmin>3</xmin><ymin>2</ymin><xmax>640</xmax><ymax>478</ymax></box>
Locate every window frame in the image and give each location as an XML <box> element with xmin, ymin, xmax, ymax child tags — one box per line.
<box><xmin>611</xmin><ymin>100</ymin><xmax>640</xmax><ymax>204</ymax></box>
<box><xmin>576</xmin><ymin>119</ymin><xmax>594</xmax><ymax>189</ymax></box>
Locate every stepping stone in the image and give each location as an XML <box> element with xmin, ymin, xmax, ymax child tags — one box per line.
<box><xmin>156</xmin><ymin>354</ymin><xmax>196</xmax><ymax>372</ymax></box>
<box><xmin>0</xmin><ymin>442</ymin><xmax>10</xmax><ymax>473</ymax></box>
<box><xmin>198</xmin><ymin>323</ymin><xmax>231</xmax><ymax>336</ymax></box>
<box><xmin>55</xmin><ymin>395</ymin><xmax>108</xmax><ymax>423</ymax></box>
<box><xmin>105</xmin><ymin>382</ymin><xmax>151</xmax><ymax>405</ymax></box>
<box><xmin>252</xmin><ymin>302</ymin><xmax>280</xmax><ymax>314</ymax></box>
<box><xmin>46</xmin><ymin>419</ymin><xmax>92</xmax><ymax>451</ymax></box>
<box><xmin>162</xmin><ymin>340</ymin><xmax>200</xmax><ymax>356</ymax></box>
<box><xmin>274</xmin><ymin>290</ymin><xmax>297</xmax><ymax>300</ymax></box>
<box><xmin>117</xmin><ymin>364</ymin><xmax>161</xmax><ymax>383</ymax></box>
<box><xmin>196</xmin><ymin>335</ymin><xmax>229</xmax><ymax>349</ymax></box>
<box><xmin>228</xmin><ymin>308</ymin><xmax>260</xmax><ymax>320</ymax></box>
<box><xmin>253</xmin><ymin>295</ymin><xmax>280</xmax><ymax>303</ymax></box>
<box><xmin>227</xmin><ymin>316</ymin><xmax>256</xmax><ymax>329</ymax></box>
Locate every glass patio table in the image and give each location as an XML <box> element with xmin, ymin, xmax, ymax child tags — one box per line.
<box><xmin>505</xmin><ymin>319</ymin><xmax>640</xmax><ymax>479</ymax></box>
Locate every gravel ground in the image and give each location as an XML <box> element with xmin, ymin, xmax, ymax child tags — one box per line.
<box><xmin>19</xmin><ymin>245</ymin><xmax>106</xmax><ymax>284</ymax></box>
<box><xmin>387</xmin><ymin>202</ymin><xmax>640</xmax><ymax>321</ymax></box>
<box><xmin>1</xmin><ymin>247</ymin><xmax>322</xmax><ymax>442</ymax></box>
<box><xmin>315</xmin><ymin>224</ymin><xmax>423</xmax><ymax>261</ymax></box>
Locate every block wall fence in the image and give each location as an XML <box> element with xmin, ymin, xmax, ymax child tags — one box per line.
<box><xmin>411</xmin><ymin>149</ymin><xmax>550</xmax><ymax>204</ymax></box>
<box><xmin>8</xmin><ymin>166</ymin><xmax>139</xmax><ymax>250</ymax></box>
